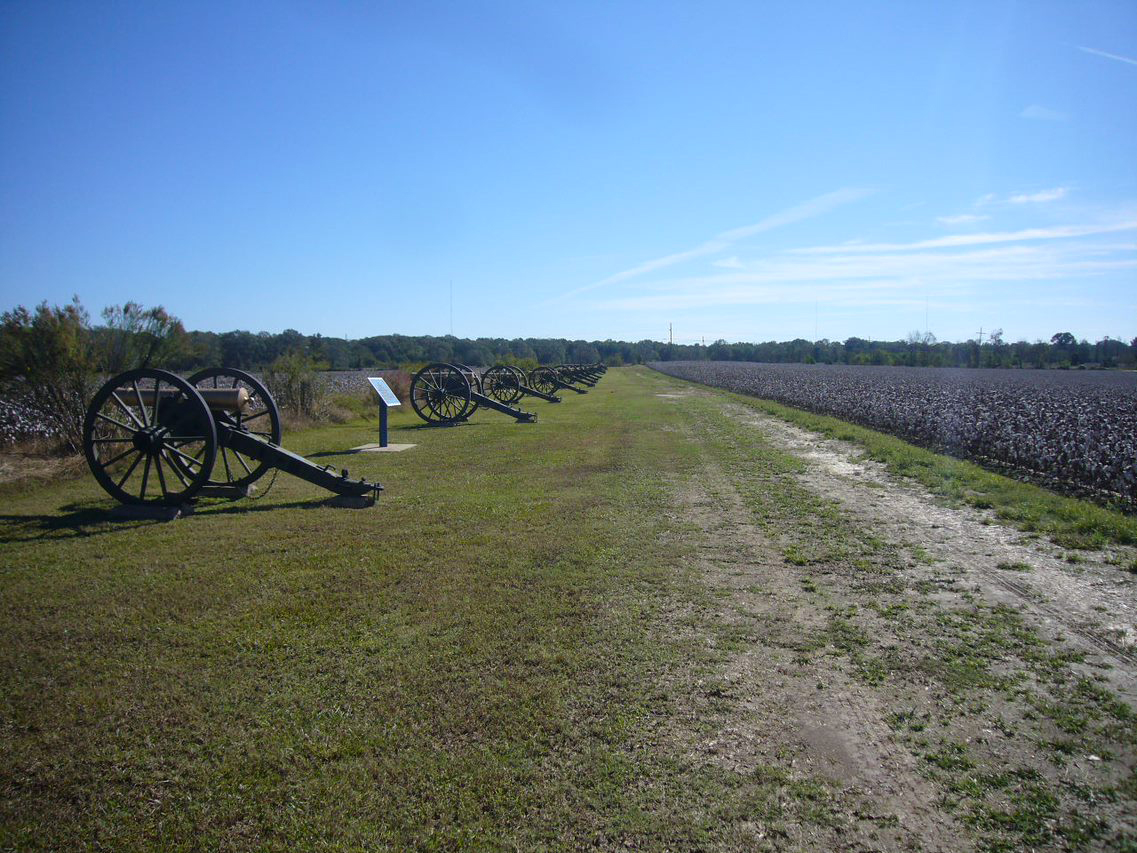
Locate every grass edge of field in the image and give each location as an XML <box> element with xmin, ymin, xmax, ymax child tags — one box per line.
<box><xmin>649</xmin><ymin>367</ymin><xmax>1137</xmax><ymax>556</ymax></box>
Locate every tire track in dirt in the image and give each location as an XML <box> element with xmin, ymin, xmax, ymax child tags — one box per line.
<box><xmin>724</xmin><ymin>404</ymin><xmax>1137</xmax><ymax>700</ymax></box>
<box><xmin>989</xmin><ymin>571</ymin><xmax>1137</xmax><ymax>668</ymax></box>
<box><xmin>671</xmin><ymin>447</ymin><xmax>969</xmax><ymax>852</ymax></box>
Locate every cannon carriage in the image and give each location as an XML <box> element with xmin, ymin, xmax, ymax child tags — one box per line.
<box><xmin>526</xmin><ymin>362</ymin><xmax>607</xmax><ymax>396</ymax></box>
<box><xmin>528</xmin><ymin>366</ymin><xmax>586</xmax><ymax>397</ymax></box>
<box><xmin>409</xmin><ymin>363</ymin><xmax>538</xmax><ymax>426</ymax></box>
<box><xmin>83</xmin><ymin>367</ymin><xmax>381</xmax><ymax>506</ymax></box>
<box><xmin>559</xmin><ymin>363</ymin><xmax>606</xmax><ymax>386</ymax></box>
<box><xmin>480</xmin><ymin>364</ymin><xmax>561</xmax><ymax>406</ymax></box>
<box><xmin>408</xmin><ymin>361</ymin><xmax>607</xmax><ymax>426</ymax></box>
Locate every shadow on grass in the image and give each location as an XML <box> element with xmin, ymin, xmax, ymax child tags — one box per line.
<box><xmin>403</xmin><ymin>421</ymin><xmax>480</xmax><ymax>430</ymax></box>
<box><xmin>0</xmin><ymin>505</ymin><xmax>155</xmax><ymax>543</ymax></box>
<box><xmin>0</xmin><ymin>494</ymin><xmax>375</xmax><ymax>543</ymax></box>
<box><xmin>193</xmin><ymin>497</ymin><xmax>376</xmax><ymax>517</ymax></box>
<box><xmin>301</xmin><ymin>423</ymin><xmax>473</xmax><ymax>458</ymax></box>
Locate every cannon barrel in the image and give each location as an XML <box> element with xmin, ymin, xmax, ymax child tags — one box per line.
<box><xmin>136</xmin><ymin>387</ymin><xmax>250</xmax><ymax>412</ymax></box>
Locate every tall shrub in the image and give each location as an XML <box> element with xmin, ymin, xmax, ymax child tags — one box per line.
<box><xmin>97</xmin><ymin>302</ymin><xmax>187</xmax><ymax>372</ymax></box>
<box><xmin>264</xmin><ymin>352</ymin><xmax>328</xmax><ymax>420</ymax></box>
<box><xmin>0</xmin><ymin>298</ymin><xmax>96</xmax><ymax>452</ymax></box>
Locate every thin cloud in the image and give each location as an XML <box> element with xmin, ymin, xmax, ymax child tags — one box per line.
<box><xmin>936</xmin><ymin>214</ymin><xmax>990</xmax><ymax>226</ymax></box>
<box><xmin>791</xmin><ymin>220</ymin><xmax>1137</xmax><ymax>255</ymax></box>
<box><xmin>1020</xmin><ymin>104</ymin><xmax>1068</xmax><ymax>121</ymax></box>
<box><xmin>1078</xmin><ymin>45</ymin><xmax>1137</xmax><ymax>67</ymax></box>
<box><xmin>713</xmin><ymin>256</ymin><xmax>743</xmax><ymax>269</ymax></box>
<box><xmin>642</xmin><ymin>243</ymin><xmax>1133</xmax><ymax>292</ymax></box>
<box><xmin>556</xmin><ymin>187</ymin><xmax>873</xmax><ymax>300</ymax></box>
<box><xmin>976</xmin><ymin>188</ymin><xmax>1069</xmax><ymax>206</ymax></box>
<box><xmin>1009</xmin><ymin>187</ymin><xmax>1067</xmax><ymax>204</ymax></box>
<box><xmin>593</xmin><ymin>242</ymin><xmax>1137</xmax><ymax>313</ymax></box>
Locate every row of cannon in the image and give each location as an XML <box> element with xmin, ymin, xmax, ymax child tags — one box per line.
<box><xmin>81</xmin><ymin>362</ymin><xmax>606</xmax><ymax>507</ymax></box>
<box><xmin>409</xmin><ymin>362</ymin><xmax>606</xmax><ymax>425</ymax></box>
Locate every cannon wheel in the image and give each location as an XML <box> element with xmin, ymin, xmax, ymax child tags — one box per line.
<box><xmin>529</xmin><ymin>366</ymin><xmax>559</xmax><ymax>396</ymax></box>
<box><xmin>411</xmin><ymin>363</ymin><xmax>472</xmax><ymax>424</ymax></box>
<box><xmin>454</xmin><ymin>364</ymin><xmax>482</xmax><ymax>417</ymax></box>
<box><xmin>83</xmin><ymin>368</ymin><xmax>217</xmax><ymax>506</ymax></box>
<box><xmin>189</xmin><ymin>367</ymin><xmax>281</xmax><ymax>488</ymax></box>
<box><xmin>481</xmin><ymin>364</ymin><xmax>523</xmax><ymax>405</ymax></box>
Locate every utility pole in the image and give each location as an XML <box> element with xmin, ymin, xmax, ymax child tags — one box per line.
<box><xmin>976</xmin><ymin>327</ymin><xmax>985</xmax><ymax>345</ymax></box>
<box><xmin>449</xmin><ymin>281</ymin><xmax>453</xmax><ymax>336</ymax></box>
<box><xmin>669</xmin><ymin>323</ymin><xmax>673</xmax><ymax>345</ymax></box>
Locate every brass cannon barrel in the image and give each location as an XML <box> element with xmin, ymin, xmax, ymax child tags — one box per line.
<box><xmin>133</xmin><ymin>386</ymin><xmax>250</xmax><ymax>412</ymax></box>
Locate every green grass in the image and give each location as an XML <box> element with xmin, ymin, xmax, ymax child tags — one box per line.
<box><xmin>996</xmin><ymin>560</ymin><xmax>1033</xmax><ymax>572</ymax></box>
<box><xmin>0</xmin><ymin>369</ymin><xmax>729</xmax><ymax>849</ymax></box>
<box><xmin>2</xmin><ymin>366</ymin><xmax>1135</xmax><ymax>850</ymax></box>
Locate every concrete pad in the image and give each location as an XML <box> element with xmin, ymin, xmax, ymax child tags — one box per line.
<box><xmin>323</xmin><ymin>494</ymin><xmax>377</xmax><ymax>508</ymax></box>
<box><xmin>349</xmin><ymin>443</ymin><xmax>417</xmax><ymax>453</ymax></box>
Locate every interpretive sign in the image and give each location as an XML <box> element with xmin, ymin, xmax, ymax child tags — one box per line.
<box><xmin>367</xmin><ymin>377</ymin><xmax>401</xmax><ymax>408</ymax></box>
<box><xmin>367</xmin><ymin>377</ymin><xmax>401</xmax><ymax>447</ymax></box>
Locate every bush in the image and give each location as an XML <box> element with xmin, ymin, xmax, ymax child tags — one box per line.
<box><xmin>374</xmin><ymin>369</ymin><xmax>412</xmax><ymax>404</ymax></box>
<box><xmin>1</xmin><ymin>298</ymin><xmax>190</xmax><ymax>452</ymax></box>
<box><xmin>496</xmin><ymin>354</ymin><xmax>539</xmax><ymax>373</ymax></box>
<box><xmin>96</xmin><ymin>302</ymin><xmax>187</xmax><ymax>372</ymax></box>
<box><xmin>263</xmin><ymin>352</ymin><xmax>329</xmax><ymax>421</ymax></box>
<box><xmin>0</xmin><ymin>298</ymin><xmax>97</xmax><ymax>452</ymax></box>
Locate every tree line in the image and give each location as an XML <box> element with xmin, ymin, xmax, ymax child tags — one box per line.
<box><xmin>2</xmin><ymin>300</ymin><xmax>1137</xmax><ymax>379</ymax></box>
<box><xmin>3</xmin><ymin>298</ymin><xmax>1134</xmax><ymax>451</ymax></box>
<box><xmin>6</xmin><ymin>297</ymin><xmax>1127</xmax><ymax>454</ymax></box>
<box><xmin>179</xmin><ymin>328</ymin><xmax>1136</xmax><ymax>371</ymax></box>
<box><xmin>3</xmin><ymin>298</ymin><xmax>1135</xmax><ymax>378</ymax></box>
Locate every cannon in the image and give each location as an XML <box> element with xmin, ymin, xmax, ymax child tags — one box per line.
<box><xmin>410</xmin><ymin>362</ymin><xmax>537</xmax><ymax>425</ymax></box>
<box><xmin>560</xmin><ymin>363</ymin><xmax>607</xmax><ymax>386</ymax></box>
<box><xmin>530</xmin><ymin>362</ymin><xmax>608</xmax><ymax>395</ymax></box>
<box><xmin>527</xmin><ymin>366</ymin><xmax>586</xmax><ymax>397</ymax></box>
<box><xmin>83</xmin><ymin>367</ymin><xmax>381</xmax><ymax>506</ymax></box>
<box><xmin>480</xmin><ymin>364</ymin><xmax>561</xmax><ymax>406</ymax></box>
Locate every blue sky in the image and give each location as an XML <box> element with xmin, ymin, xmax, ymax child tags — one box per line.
<box><xmin>1</xmin><ymin>0</ymin><xmax>1134</xmax><ymax>345</ymax></box>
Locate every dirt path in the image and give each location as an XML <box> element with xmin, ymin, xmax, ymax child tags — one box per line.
<box><xmin>728</xmin><ymin>403</ymin><xmax>1137</xmax><ymax>694</ymax></box>
<box><xmin>655</xmin><ymin>388</ymin><xmax>1137</xmax><ymax>851</ymax></box>
<box><xmin>672</xmin><ymin>455</ymin><xmax>968</xmax><ymax>851</ymax></box>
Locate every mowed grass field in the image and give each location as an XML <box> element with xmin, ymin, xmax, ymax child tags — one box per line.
<box><xmin>2</xmin><ymin>367</ymin><xmax>1136</xmax><ymax>850</ymax></box>
<box><xmin>1</xmin><ymin>368</ymin><xmax>709</xmax><ymax>849</ymax></box>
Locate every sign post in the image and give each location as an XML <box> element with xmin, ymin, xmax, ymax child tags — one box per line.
<box><xmin>367</xmin><ymin>377</ymin><xmax>402</xmax><ymax>448</ymax></box>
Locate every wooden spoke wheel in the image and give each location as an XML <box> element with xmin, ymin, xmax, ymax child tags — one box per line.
<box><xmin>454</xmin><ymin>364</ymin><xmax>482</xmax><ymax>416</ymax></box>
<box><xmin>508</xmin><ymin>365</ymin><xmax>530</xmax><ymax>397</ymax></box>
<box><xmin>481</xmin><ymin>364</ymin><xmax>523</xmax><ymax>405</ymax></box>
<box><xmin>188</xmin><ymin>367</ymin><xmax>281</xmax><ymax>488</ymax></box>
<box><xmin>83</xmin><ymin>368</ymin><xmax>217</xmax><ymax>505</ymax></box>
<box><xmin>410</xmin><ymin>363</ymin><xmax>472</xmax><ymax>424</ymax></box>
<box><xmin>529</xmin><ymin>366</ymin><xmax>559</xmax><ymax>396</ymax></box>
